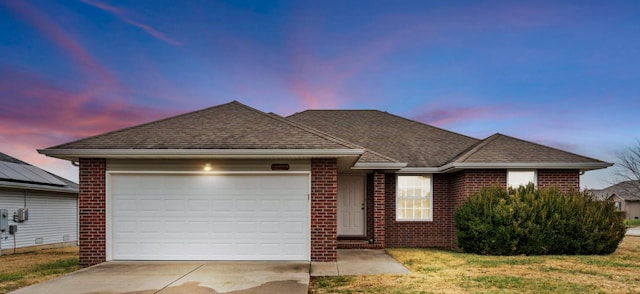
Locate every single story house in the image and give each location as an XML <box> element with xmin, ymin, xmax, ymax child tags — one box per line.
<box><xmin>592</xmin><ymin>181</ymin><xmax>640</xmax><ymax>220</ymax></box>
<box><xmin>39</xmin><ymin>101</ymin><xmax>610</xmax><ymax>267</ymax></box>
<box><xmin>0</xmin><ymin>152</ymin><xmax>78</xmax><ymax>255</ymax></box>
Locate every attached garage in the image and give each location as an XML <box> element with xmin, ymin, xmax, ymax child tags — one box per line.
<box><xmin>108</xmin><ymin>172</ymin><xmax>310</xmax><ymax>261</ymax></box>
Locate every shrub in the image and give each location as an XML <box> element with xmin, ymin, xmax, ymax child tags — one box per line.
<box><xmin>455</xmin><ymin>184</ymin><xmax>626</xmax><ymax>255</ymax></box>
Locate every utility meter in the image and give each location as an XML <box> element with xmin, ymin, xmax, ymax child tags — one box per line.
<box><xmin>0</xmin><ymin>209</ymin><xmax>8</xmax><ymax>231</ymax></box>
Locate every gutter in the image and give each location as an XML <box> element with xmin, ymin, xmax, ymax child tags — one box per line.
<box><xmin>396</xmin><ymin>161</ymin><xmax>613</xmax><ymax>174</ymax></box>
<box><xmin>38</xmin><ymin>148</ymin><xmax>365</xmax><ymax>161</ymax></box>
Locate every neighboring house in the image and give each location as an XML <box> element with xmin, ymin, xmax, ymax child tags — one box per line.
<box><xmin>38</xmin><ymin>101</ymin><xmax>610</xmax><ymax>267</ymax></box>
<box><xmin>0</xmin><ymin>152</ymin><xmax>78</xmax><ymax>255</ymax></box>
<box><xmin>592</xmin><ymin>181</ymin><xmax>640</xmax><ymax>220</ymax></box>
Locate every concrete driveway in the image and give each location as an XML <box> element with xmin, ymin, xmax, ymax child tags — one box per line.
<box><xmin>10</xmin><ymin>261</ymin><xmax>309</xmax><ymax>294</ymax></box>
<box><xmin>628</xmin><ymin>227</ymin><xmax>640</xmax><ymax>236</ymax></box>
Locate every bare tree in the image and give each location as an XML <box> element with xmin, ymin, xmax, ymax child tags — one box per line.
<box><xmin>614</xmin><ymin>140</ymin><xmax>640</xmax><ymax>195</ymax></box>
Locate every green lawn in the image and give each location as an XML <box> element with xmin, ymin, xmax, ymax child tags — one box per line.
<box><xmin>311</xmin><ymin>236</ymin><xmax>640</xmax><ymax>293</ymax></box>
<box><xmin>625</xmin><ymin>219</ymin><xmax>640</xmax><ymax>228</ymax></box>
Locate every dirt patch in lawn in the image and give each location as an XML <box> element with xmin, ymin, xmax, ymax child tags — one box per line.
<box><xmin>310</xmin><ymin>236</ymin><xmax>640</xmax><ymax>293</ymax></box>
<box><xmin>0</xmin><ymin>246</ymin><xmax>79</xmax><ymax>294</ymax></box>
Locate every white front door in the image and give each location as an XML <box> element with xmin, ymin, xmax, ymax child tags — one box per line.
<box><xmin>338</xmin><ymin>175</ymin><xmax>365</xmax><ymax>236</ymax></box>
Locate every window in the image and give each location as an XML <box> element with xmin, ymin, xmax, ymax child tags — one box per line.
<box><xmin>507</xmin><ymin>170</ymin><xmax>537</xmax><ymax>189</ymax></box>
<box><xmin>396</xmin><ymin>175</ymin><xmax>432</xmax><ymax>221</ymax></box>
<box><xmin>614</xmin><ymin>201</ymin><xmax>622</xmax><ymax>211</ymax></box>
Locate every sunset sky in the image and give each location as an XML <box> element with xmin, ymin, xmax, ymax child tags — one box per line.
<box><xmin>1</xmin><ymin>0</ymin><xmax>638</xmax><ymax>189</ymax></box>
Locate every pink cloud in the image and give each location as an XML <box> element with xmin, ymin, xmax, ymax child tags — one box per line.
<box><xmin>0</xmin><ymin>69</ymin><xmax>180</xmax><ymax>149</ymax></box>
<box><xmin>0</xmin><ymin>67</ymin><xmax>182</xmax><ymax>182</ymax></box>
<box><xmin>282</xmin><ymin>9</ymin><xmax>441</xmax><ymax>110</ymax></box>
<box><xmin>81</xmin><ymin>0</ymin><xmax>182</xmax><ymax>47</ymax></box>
<box><xmin>409</xmin><ymin>102</ymin><xmax>528</xmax><ymax>128</ymax></box>
<box><xmin>412</xmin><ymin>106</ymin><xmax>496</xmax><ymax>126</ymax></box>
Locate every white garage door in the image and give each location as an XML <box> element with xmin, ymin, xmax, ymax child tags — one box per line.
<box><xmin>110</xmin><ymin>173</ymin><xmax>309</xmax><ymax>261</ymax></box>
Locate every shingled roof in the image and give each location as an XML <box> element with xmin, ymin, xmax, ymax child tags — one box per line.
<box><xmin>452</xmin><ymin>133</ymin><xmax>606</xmax><ymax>164</ymax></box>
<box><xmin>49</xmin><ymin>101</ymin><xmax>357</xmax><ymax>150</ymax></box>
<box><xmin>41</xmin><ymin>101</ymin><xmax>611</xmax><ymax>172</ymax></box>
<box><xmin>287</xmin><ymin>110</ymin><xmax>479</xmax><ymax>167</ymax></box>
<box><xmin>592</xmin><ymin>181</ymin><xmax>640</xmax><ymax>202</ymax></box>
<box><xmin>41</xmin><ymin>101</ymin><xmax>401</xmax><ymax>166</ymax></box>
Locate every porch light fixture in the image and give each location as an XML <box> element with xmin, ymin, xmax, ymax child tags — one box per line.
<box><xmin>203</xmin><ymin>163</ymin><xmax>212</xmax><ymax>171</ymax></box>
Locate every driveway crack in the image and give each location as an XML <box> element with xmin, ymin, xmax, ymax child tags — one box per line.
<box><xmin>155</xmin><ymin>263</ymin><xmax>204</xmax><ymax>294</ymax></box>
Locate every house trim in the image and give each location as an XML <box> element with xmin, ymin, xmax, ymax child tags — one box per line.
<box><xmin>399</xmin><ymin>162</ymin><xmax>612</xmax><ymax>174</ymax></box>
<box><xmin>352</xmin><ymin>162</ymin><xmax>407</xmax><ymax>169</ymax></box>
<box><xmin>39</xmin><ymin>149</ymin><xmax>365</xmax><ymax>161</ymax></box>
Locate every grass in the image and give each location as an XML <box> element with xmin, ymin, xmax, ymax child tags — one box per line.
<box><xmin>0</xmin><ymin>247</ymin><xmax>79</xmax><ymax>294</ymax></box>
<box><xmin>310</xmin><ymin>236</ymin><xmax>640</xmax><ymax>293</ymax></box>
<box><xmin>625</xmin><ymin>219</ymin><xmax>640</xmax><ymax>228</ymax></box>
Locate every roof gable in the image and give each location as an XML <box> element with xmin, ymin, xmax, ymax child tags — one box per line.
<box><xmin>592</xmin><ymin>181</ymin><xmax>640</xmax><ymax>201</ymax></box>
<box><xmin>48</xmin><ymin>101</ymin><xmax>360</xmax><ymax>151</ymax></box>
<box><xmin>454</xmin><ymin>133</ymin><xmax>607</xmax><ymax>164</ymax></box>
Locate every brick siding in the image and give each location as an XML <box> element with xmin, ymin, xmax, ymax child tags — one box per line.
<box><xmin>78</xmin><ymin>158</ymin><xmax>106</xmax><ymax>268</ymax></box>
<box><xmin>310</xmin><ymin>158</ymin><xmax>338</xmax><ymax>261</ymax></box>
<box><xmin>385</xmin><ymin>174</ymin><xmax>452</xmax><ymax>247</ymax></box>
<box><xmin>537</xmin><ymin>169</ymin><xmax>580</xmax><ymax>192</ymax></box>
<box><xmin>366</xmin><ymin>173</ymin><xmax>374</xmax><ymax>239</ymax></box>
<box><xmin>382</xmin><ymin>170</ymin><xmax>508</xmax><ymax>249</ymax></box>
<box><xmin>373</xmin><ymin>172</ymin><xmax>386</xmax><ymax>246</ymax></box>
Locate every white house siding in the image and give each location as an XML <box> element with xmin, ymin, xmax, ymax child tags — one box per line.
<box><xmin>0</xmin><ymin>189</ymin><xmax>78</xmax><ymax>251</ymax></box>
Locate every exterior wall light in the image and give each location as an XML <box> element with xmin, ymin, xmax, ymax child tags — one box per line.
<box><xmin>203</xmin><ymin>163</ymin><xmax>212</xmax><ymax>171</ymax></box>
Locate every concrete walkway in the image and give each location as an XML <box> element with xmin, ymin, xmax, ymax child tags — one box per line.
<box><xmin>11</xmin><ymin>250</ymin><xmax>409</xmax><ymax>293</ymax></box>
<box><xmin>11</xmin><ymin>261</ymin><xmax>309</xmax><ymax>294</ymax></box>
<box><xmin>311</xmin><ymin>249</ymin><xmax>411</xmax><ymax>276</ymax></box>
<box><xmin>627</xmin><ymin>227</ymin><xmax>640</xmax><ymax>236</ymax></box>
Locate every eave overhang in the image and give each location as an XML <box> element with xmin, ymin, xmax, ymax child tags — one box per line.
<box><xmin>397</xmin><ymin>161</ymin><xmax>613</xmax><ymax>174</ymax></box>
<box><xmin>38</xmin><ymin>148</ymin><xmax>365</xmax><ymax>161</ymax></box>
<box><xmin>0</xmin><ymin>181</ymin><xmax>78</xmax><ymax>194</ymax></box>
<box><xmin>351</xmin><ymin>162</ymin><xmax>408</xmax><ymax>170</ymax></box>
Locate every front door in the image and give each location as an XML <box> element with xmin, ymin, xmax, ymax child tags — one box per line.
<box><xmin>338</xmin><ymin>175</ymin><xmax>365</xmax><ymax>236</ymax></box>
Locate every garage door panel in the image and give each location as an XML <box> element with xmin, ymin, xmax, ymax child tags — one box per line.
<box><xmin>111</xmin><ymin>173</ymin><xmax>309</xmax><ymax>261</ymax></box>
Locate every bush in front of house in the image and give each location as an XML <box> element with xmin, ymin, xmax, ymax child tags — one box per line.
<box><xmin>455</xmin><ymin>184</ymin><xmax>626</xmax><ymax>255</ymax></box>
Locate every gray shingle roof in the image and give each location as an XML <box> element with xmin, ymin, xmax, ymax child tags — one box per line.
<box><xmin>48</xmin><ymin>101</ymin><xmax>360</xmax><ymax>150</ymax></box>
<box><xmin>453</xmin><ymin>133</ymin><xmax>607</xmax><ymax>164</ymax></box>
<box><xmin>287</xmin><ymin>110</ymin><xmax>480</xmax><ymax>167</ymax></box>
<box><xmin>591</xmin><ymin>181</ymin><xmax>640</xmax><ymax>202</ymax></box>
<box><xmin>42</xmin><ymin>101</ymin><xmax>610</xmax><ymax>170</ymax></box>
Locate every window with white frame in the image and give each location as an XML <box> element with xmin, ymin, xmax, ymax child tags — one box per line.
<box><xmin>507</xmin><ymin>170</ymin><xmax>537</xmax><ymax>189</ymax></box>
<box><xmin>396</xmin><ymin>175</ymin><xmax>432</xmax><ymax>221</ymax></box>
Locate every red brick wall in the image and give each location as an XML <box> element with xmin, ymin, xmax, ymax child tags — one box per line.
<box><xmin>537</xmin><ymin>169</ymin><xmax>580</xmax><ymax>192</ymax></box>
<box><xmin>373</xmin><ymin>172</ymin><xmax>385</xmax><ymax>246</ymax></box>
<box><xmin>383</xmin><ymin>170</ymin><xmax>506</xmax><ymax>249</ymax></box>
<box><xmin>366</xmin><ymin>173</ymin><xmax>374</xmax><ymax>239</ymax></box>
<box><xmin>78</xmin><ymin>158</ymin><xmax>106</xmax><ymax>268</ymax></box>
<box><xmin>310</xmin><ymin>158</ymin><xmax>338</xmax><ymax>261</ymax></box>
<box><xmin>451</xmin><ymin>169</ymin><xmax>507</xmax><ymax>209</ymax></box>
<box><xmin>385</xmin><ymin>174</ymin><xmax>452</xmax><ymax>248</ymax></box>
<box><xmin>450</xmin><ymin>169</ymin><xmax>506</xmax><ymax>248</ymax></box>
<box><xmin>379</xmin><ymin>169</ymin><xmax>580</xmax><ymax>249</ymax></box>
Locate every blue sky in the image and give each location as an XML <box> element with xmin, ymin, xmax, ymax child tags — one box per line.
<box><xmin>1</xmin><ymin>0</ymin><xmax>639</xmax><ymax>188</ymax></box>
